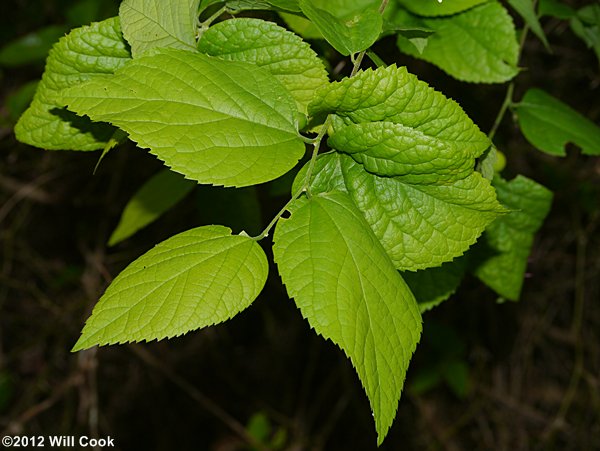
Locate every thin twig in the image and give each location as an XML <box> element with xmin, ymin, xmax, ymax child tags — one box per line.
<box><xmin>303</xmin><ymin>117</ymin><xmax>332</xmax><ymax>197</ymax></box>
<box><xmin>488</xmin><ymin>18</ymin><xmax>532</xmax><ymax>139</ymax></box>
<box><xmin>350</xmin><ymin>51</ymin><xmax>366</xmax><ymax>77</ymax></box>
<box><xmin>489</xmin><ymin>83</ymin><xmax>514</xmax><ymax>141</ymax></box>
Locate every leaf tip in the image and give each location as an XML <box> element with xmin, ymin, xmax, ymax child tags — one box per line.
<box><xmin>71</xmin><ymin>336</ymin><xmax>93</xmax><ymax>353</ymax></box>
<box><xmin>107</xmin><ymin>233</ymin><xmax>120</xmax><ymax>247</ymax></box>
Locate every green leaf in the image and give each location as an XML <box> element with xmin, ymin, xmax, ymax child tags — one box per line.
<box><xmin>218</xmin><ymin>0</ymin><xmax>300</xmax><ymax>12</ymax></box>
<box><xmin>476</xmin><ymin>146</ymin><xmax>498</xmax><ymax>180</ymax></box>
<box><xmin>14</xmin><ymin>18</ymin><xmax>131</xmax><ymax>151</ymax></box>
<box><xmin>119</xmin><ymin>0</ymin><xmax>201</xmax><ymax>57</ymax></box>
<box><xmin>538</xmin><ymin>0</ymin><xmax>574</xmax><ymax>19</ymax></box>
<box><xmin>396</xmin><ymin>0</ymin><xmax>488</xmax><ymax>17</ymax></box>
<box><xmin>283</xmin><ymin>0</ymin><xmax>388</xmax><ymax>42</ymax></box>
<box><xmin>246</xmin><ymin>412</ymin><xmax>272</xmax><ymax>443</ymax></box>
<box><xmin>393</xmin><ymin>28</ymin><xmax>433</xmax><ymax>54</ymax></box>
<box><xmin>309</xmin><ymin>66</ymin><xmax>488</xmax><ymax>145</ymax></box>
<box><xmin>5</xmin><ymin>81</ymin><xmax>39</xmax><ymax>123</ymax></box>
<box><xmin>473</xmin><ymin>175</ymin><xmax>553</xmax><ymax>301</ymax></box>
<box><xmin>506</xmin><ymin>0</ymin><xmax>550</xmax><ymax>49</ymax></box>
<box><xmin>199</xmin><ymin>0</ymin><xmax>223</xmax><ymax>12</ymax></box>
<box><xmin>73</xmin><ymin>225</ymin><xmax>268</xmax><ymax>351</ymax></box>
<box><xmin>402</xmin><ymin>258</ymin><xmax>467</xmax><ymax>312</ymax></box>
<box><xmin>280</xmin><ymin>12</ymin><xmax>324</xmax><ymax>39</ymax></box>
<box><xmin>273</xmin><ymin>191</ymin><xmax>422</xmax><ymax>444</ymax></box>
<box><xmin>66</xmin><ymin>0</ymin><xmax>120</xmax><ymax>26</ymax></box>
<box><xmin>442</xmin><ymin>360</ymin><xmax>470</xmax><ymax>398</ymax></box>
<box><xmin>570</xmin><ymin>4</ymin><xmax>600</xmax><ymax>65</ymax></box>
<box><xmin>304</xmin><ymin>66</ymin><xmax>503</xmax><ymax>269</ymax></box>
<box><xmin>300</xmin><ymin>0</ymin><xmax>383</xmax><ymax>18</ymax></box>
<box><xmin>299</xmin><ymin>0</ymin><xmax>383</xmax><ymax>55</ymax></box>
<box><xmin>109</xmin><ymin>170</ymin><xmax>196</xmax><ymax>246</ymax></box>
<box><xmin>198</xmin><ymin>18</ymin><xmax>328</xmax><ymax>114</ymax></box>
<box><xmin>265</xmin><ymin>0</ymin><xmax>300</xmax><ymax>12</ymax></box>
<box><xmin>478</xmin><ymin>146</ymin><xmax>506</xmax><ymax>178</ymax></box>
<box><xmin>296</xmin><ymin>153</ymin><xmax>504</xmax><ymax>270</ymax></box>
<box><xmin>94</xmin><ymin>129</ymin><xmax>129</xmax><ymax>173</ymax></box>
<box><xmin>394</xmin><ymin>3</ymin><xmax>519</xmax><ymax>83</ymax></box>
<box><xmin>516</xmin><ymin>88</ymin><xmax>600</xmax><ymax>156</ymax></box>
<box><xmin>328</xmin><ymin>121</ymin><xmax>482</xmax><ymax>183</ymax></box>
<box><xmin>309</xmin><ymin>65</ymin><xmax>491</xmax><ymax>182</ymax></box>
<box><xmin>62</xmin><ymin>48</ymin><xmax>306</xmax><ymax>187</ymax></box>
<box><xmin>0</xmin><ymin>25</ymin><xmax>67</xmax><ymax>67</ymax></box>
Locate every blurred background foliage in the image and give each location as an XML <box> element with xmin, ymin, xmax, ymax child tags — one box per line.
<box><xmin>1</xmin><ymin>0</ymin><xmax>599</xmax><ymax>450</ymax></box>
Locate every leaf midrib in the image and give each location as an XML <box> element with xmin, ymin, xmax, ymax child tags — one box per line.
<box><xmin>311</xmin><ymin>195</ymin><xmax>408</xmax><ymax>417</ymax></box>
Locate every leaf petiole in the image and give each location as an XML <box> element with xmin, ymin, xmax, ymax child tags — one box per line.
<box><xmin>488</xmin><ymin>8</ymin><xmax>532</xmax><ymax>140</ymax></box>
<box><xmin>366</xmin><ymin>50</ymin><xmax>387</xmax><ymax>68</ymax></box>
<box><xmin>197</xmin><ymin>5</ymin><xmax>227</xmax><ymax>39</ymax></box>
<box><xmin>303</xmin><ymin>116</ymin><xmax>332</xmax><ymax>197</ymax></box>
<box><xmin>251</xmin><ymin>116</ymin><xmax>331</xmax><ymax>241</ymax></box>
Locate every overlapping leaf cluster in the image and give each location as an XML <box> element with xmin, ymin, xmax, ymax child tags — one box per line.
<box><xmin>15</xmin><ymin>0</ymin><xmax>597</xmax><ymax>445</ymax></box>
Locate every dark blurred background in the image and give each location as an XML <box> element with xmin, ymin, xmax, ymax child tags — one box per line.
<box><xmin>1</xmin><ymin>0</ymin><xmax>599</xmax><ymax>450</ymax></box>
